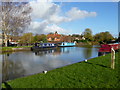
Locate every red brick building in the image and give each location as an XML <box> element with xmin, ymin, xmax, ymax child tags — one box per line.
<box><xmin>47</xmin><ymin>31</ymin><xmax>62</xmax><ymax>42</ymax></box>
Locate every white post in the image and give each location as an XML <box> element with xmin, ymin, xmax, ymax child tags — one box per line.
<box><xmin>111</xmin><ymin>47</ymin><xmax>115</xmax><ymax>69</ymax></box>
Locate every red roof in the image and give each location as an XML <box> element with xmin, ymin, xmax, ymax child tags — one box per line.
<box><xmin>47</xmin><ymin>34</ymin><xmax>61</xmax><ymax>38</ymax></box>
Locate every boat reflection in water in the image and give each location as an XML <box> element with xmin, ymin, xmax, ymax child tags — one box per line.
<box><xmin>33</xmin><ymin>47</ymin><xmax>70</xmax><ymax>56</ymax></box>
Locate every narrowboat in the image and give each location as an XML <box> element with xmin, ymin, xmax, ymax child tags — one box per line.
<box><xmin>31</xmin><ymin>43</ymin><xmax>57</xmax><ymax>51</ymax></box>
<box><xmin>58</xmin><ymin>42</ymin><xmax>76</xmax><ymax>47</ymax></box>
<box><xmin>98</xmin><ymin>43</ymin><xmax>120</xmax><ymax>56</ymax></box>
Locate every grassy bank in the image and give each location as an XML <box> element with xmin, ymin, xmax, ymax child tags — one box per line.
<box><xmin>2</xmin><ymin>52</ymin><xmax>119</xmax><ymax>88</ymax></box>
<box><xmin>1</xmin><ymin>46</ymin><xmax>32</xmax><ymax>52</ymax></box>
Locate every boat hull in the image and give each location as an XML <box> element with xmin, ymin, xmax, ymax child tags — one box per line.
<box><xmin>31</xmin><ymin>46</ymin><xmax>56</xmax><ymax>51</ymax></box>
<box><xmin>58</xmin><ymin>42</ymin><xmax>76</xmax><ymax>47</ymax></box>
<box><xmin>98</xmin><ymin>43</ymin><xmax>120</xmax><ymax>56</ymax></box>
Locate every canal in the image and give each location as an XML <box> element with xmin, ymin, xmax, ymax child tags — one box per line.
<box><xmin>1</xmin><ymin>46</ymin><xmax>99</xmax><ymax>82</ymax></box>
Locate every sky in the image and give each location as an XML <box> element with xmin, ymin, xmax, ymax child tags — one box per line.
<box><xmin>27</xmin><ymin>0</ymin><xmax>118</xmax><ymax>38</ymax></box>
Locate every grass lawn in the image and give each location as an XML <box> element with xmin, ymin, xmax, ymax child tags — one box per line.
<box><xmin>2</xmin><ymin>52</ymin><xmax>120</xmax><ymax>88</ymax></box>
<box><xmin>1</xmin><ymin>46</ymin><xmax>32</xmax><ymax>52</ymax></box>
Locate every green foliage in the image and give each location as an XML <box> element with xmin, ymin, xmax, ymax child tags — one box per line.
<box><xmin>94</xmin><ymin>31</ymin><xmax>114</xmax><ymax>43</ymax></box>
<box><xmin>20</xmin><ymin>33</ymin><xmax>34</xmax><ymax>43</ymax></box>
<box><xmin>2</xmin><ymin>46</ymin><xmax>32</xmax><ymax>52</ymax></box>
<box><xmin>74</xmin><ymin>39</ymin><xmax>87</xmax><ymax>43</ymax></box>
<box><xmin>118</xmin><ymin>32</ymin><xmax>120</xmax><ymax>42</ymax></box>
<box><xmin>72</xmin><ymin>34</ymin><xmax>80</xmax><ymax>37</ymax></box>
<box><xmin>34</xmin><ymin>34</ymin><xmax>47</xmax><ymax>43</ymax></box>
<box><xmin>2</xmin><ymin>53</ymin><xmax>119</xmax><ymax>88</ymax></box>
<box><xmin>19</xmin><ymin>33</ymin><xmax>47</xmax><ymax>43</ymax></box>
<box><xmin>83</xmin><ymin>28</ymin><xmax>93</xmax><ymax>41</ymax></box>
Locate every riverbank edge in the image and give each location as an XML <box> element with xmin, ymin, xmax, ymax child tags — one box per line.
<box><xmin>2</xmin><ymin>52</ymin><xmax>119</xmax><ymax>88</ymax></box>
<box><xmin>1</xmin><ymin>46</ymin><xmax>32</xmax><ymax>53</ymax></box>
<box><xmin>1</xmin><ymin>44</ymin><xmax>100</xmax><ymax>52</ymax></box>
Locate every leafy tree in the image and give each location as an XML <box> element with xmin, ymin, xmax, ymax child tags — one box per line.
<box><xmin>0</xmin><ymin>1</ymin><xmax>32</xmax><ymax>46</ymax></box>
<box><xmin>94</xmin><ymin>31</ymin><xmax>114</xmax><ymax>43</ymax></box>
<box><xmin>34</xmin><ymin>34</ymin><xmax>47</xmax><ymax>43</ymax></box>
<box><xmin>72</xmin><ymin>34</ymin><xmax>80</xmax><ymax>37</ymax></box>
<box><xmin>48</xmin><ymin>32</ymin><xmax>54</xmax><ymax>34</ymax></box>
<box><xmin>20</xmin><ymin>33</ymin><xmax>34</xmax><ymax>43</ymax></box>
<box><xmin>118</xmin><ymin>32</ymin><xmax>120</xmax><ymax>42</ymax></box>
<box><xmin>83</xmin><ymin>28</ymin><xmax>93</xmax><ymax>41</ymax></box>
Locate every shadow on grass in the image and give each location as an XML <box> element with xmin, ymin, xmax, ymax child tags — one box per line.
<box><xmin>86</xmin><ymin>62</ymin><xmax>110</xmax><ymax>68</ymax></box>
<box><xmin>3</xmin><ymin>82</ymin><xmax>12</xmax><ymax>89</ymax></box>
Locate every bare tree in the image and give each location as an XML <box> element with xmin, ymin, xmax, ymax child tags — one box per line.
<box><xmin>0</xmin><ymin>1</ymin><xmax>32</xmax><ymax>46</ymax></box>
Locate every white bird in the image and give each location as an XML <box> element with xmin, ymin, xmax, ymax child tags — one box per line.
<box><xmin>85</xmin><ymin>59</ymin><xmax>87</xmax><ymax>62</ymax></box>
<box><xmin>43</xmin><ymin>70</ymin><xmax>47</xmax><ymax>74</ymax></box>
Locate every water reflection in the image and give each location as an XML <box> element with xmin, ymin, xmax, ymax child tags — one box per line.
<box><xmin>83</xmin><ymin>48</ymin><xmax>92</xmax><ymax>59</ymax></box>
<box><xmin>2</xmin><ymin>54</ymin><xmax>26</xmax><ymax>82</ymax></box>
<box><xmin>2</xmin><ymin>46</ymin><xmax>99</xmax><ymax>82</ymax></box>
<box><xmin>0</xmin><ymin>54</ymin><xmax>2</xmax><ymax>88</ymax></box>
<box><xmin>34</xmin><ymin>47</ymin><xmax>70</xmax><ymax>56</ymax></box>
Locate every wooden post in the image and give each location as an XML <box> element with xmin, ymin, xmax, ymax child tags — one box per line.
<box><xmin>111</xmin><ymin>47</ymin><xmax>115</xmax><ymax>69</ymax></box>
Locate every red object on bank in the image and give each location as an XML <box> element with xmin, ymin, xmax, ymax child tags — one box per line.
<box><xmin>99</xmin><ymin>43</ymin><xmax>120</xmax><ymax>52</ymax></box>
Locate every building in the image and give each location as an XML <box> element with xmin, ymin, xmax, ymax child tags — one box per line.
<box><xmin>47</xmin><ymin>31</ymin><xmax>85</xmax><ymax>43</ymax></box>
<box><xmin>47</xmin><ymin>31</ymin><xmax>62</xmax><ymax>42</ymax></box>
<box><xmin>1</xmin><ymin>33</ymin><xmax>19</xmax><ymax>46</ymax></box>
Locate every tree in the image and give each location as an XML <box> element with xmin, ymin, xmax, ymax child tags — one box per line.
<box><xmin>118</xmin><ymin>32</ymin><xmax>120</xmax><ymax>42</ymax></box>
<box><xmin>72</xmin><ymin>34</ymin><xmax>80</xmax><ymax>37</ymax></box>
<box><xmin>83</xmin><ymin>28</ymin><xmax>93</xmax><ymax>41</ymax></box>
<box><xmin>48</xmin><ymin>32</ymin><xmax>54</xmax><ymax>34</ymax></box>
<box><xmin>0</xmin><ymin>1</ymin><xmax>32</xmax><ymax>46</ymax></box>
<box><xmin>20</xmin><ymin>33</ymin><xmax>34</xmax><ymax>43</ymax></box>
<box><xmin>34</xmin><ymin>34</ymin><xmax>47</xmax><ymax>43</ymax></box>
<box><xmin>94</xmin><ymin>31</ymin><xmax>114</xmax><ymax>44</ymax></box>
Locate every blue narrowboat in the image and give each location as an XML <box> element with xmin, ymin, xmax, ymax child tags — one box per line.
<box><xmin>58</xmin><ymin>42</ymin><xmax>76</xmax><ymax>47</ymax></box>
<box><xmin>31</xmin><ymin>43</ymin><xmax>57</xmax><ymax>51</ymax></box>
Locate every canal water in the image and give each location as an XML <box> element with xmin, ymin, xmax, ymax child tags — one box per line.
<box><xmin>1</xmin><ymin>46</ymin><xmax>99</xmax><ymax>82</ymax></box>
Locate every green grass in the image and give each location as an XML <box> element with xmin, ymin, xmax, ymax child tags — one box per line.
<box><xmin>1</xmin><ymin>46</ymin><xmax>32</xmax><ymax>52</ymax></box>
<box><xmin>2</xmin><ymin>52</ymin><xmax>119</xmax><ymax>88</ymax></box>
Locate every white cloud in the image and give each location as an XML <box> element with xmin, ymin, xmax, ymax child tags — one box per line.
<box><xmin>28</xmin><ymin>21</ymin><xmax>70</xmax><ymax>34</ymax></box>
<box><xmin>44</xmin><ymin>24</ymin><xmax>70</xmax><ymax>34</ymax></box>
<box><xmin>66</xmin><ymin>7</ymin><xmax>97</xmax><ymax>20</ymax></box>
<box><xmin>48</xmin><ymin>15</ymin><xmax>71</xmax><ymax>24</ymax></box>
<box><xmin>28</xmin><ymin>21</ymin><xmax>49</xmax><ymax>34</ymax></box>
<box><xmin>29</xmin><ymin>1</ymin><xmax>97</xmax><ymax>34</ymax></box>
<box><xmin>30</xmin><ymin>1</ymin><xmax>60</xmax><ymax>20</ymax></box>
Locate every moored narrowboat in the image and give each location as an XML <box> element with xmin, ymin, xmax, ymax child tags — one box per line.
<box><xmin>31</xmin><ymin>43</ymin><xmax>57</xmax><ymax>51</ymax></box>
<box><xmin>58</xmin><ymin>42</ymin><xmax>76</xmax><ymax>47</ymax></box>
<box><xmin>98</xmin><ymin>43</ymin><xmax>120</xmax><ymax>56</ymax></box>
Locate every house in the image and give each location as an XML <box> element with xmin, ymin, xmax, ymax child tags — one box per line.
<box><xmin>47</xmin><ymin>31</ymin><xmax>62</xmax><ymax>42</ymax></box>
<box><xmin>47</xmin><ymin>31</ymin><xmax>85</xmax><ymax>43</ymax></box>
<box><xmin>61</xmin><ymin>36</ymin><xmax>74</xmax><ymax>42</ymax></box>
<box><xmin>1</xmin><ymin>33</ymin><xmax>19</xmax><ymax>46</ymax></box>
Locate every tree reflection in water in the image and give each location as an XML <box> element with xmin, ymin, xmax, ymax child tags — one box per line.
<box><xmin>83</xmin><ymin>47</ymin><xmax>92</xmax><ymax>59</ymax></box>
<box><xmin>2</xmin><ymin>53</ymin><xmax>26</xmax><ymax>82</ymax></box>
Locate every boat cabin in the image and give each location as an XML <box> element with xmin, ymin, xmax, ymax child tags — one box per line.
<box><xmin>35</xmin><ymin>43</ymin><xmax>56</xmax><ymax>47</ymax></box>
<box><xmin>59</xmin><ymin>42</ymin><xmax>76</xmax><ymax>47</ymax></box>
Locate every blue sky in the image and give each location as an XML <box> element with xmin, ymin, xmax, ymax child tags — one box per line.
<box><xmin>29</xmin><ymin>1</ymin><xmax>118</xmax><ymax>38</ymax></box>
<box><xmin>56</xmin><ymin>2</ymin><xmax>118</xmax><ymax>37</ymax></box>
